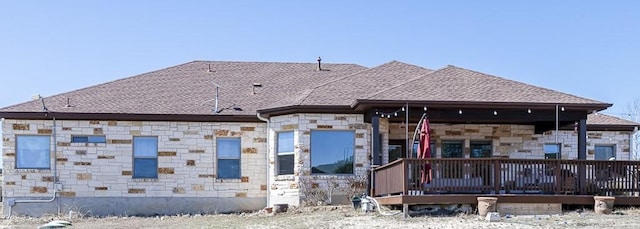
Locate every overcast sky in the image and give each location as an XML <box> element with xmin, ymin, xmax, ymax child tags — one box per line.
<box><xmin>1</xmin><ymin>1</ymin><xmax>639</xmax><ymax>119</ymax></box>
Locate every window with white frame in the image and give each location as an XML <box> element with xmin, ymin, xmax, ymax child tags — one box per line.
<box><xmin>277</xmin><ymin>131</ymin><xmax>294</xmax><ymax>175</ymax></box>
<box><xmin>133</xmin><ymin>136</ymin><xmax>158</xmax><ymax>178</ymax></box>
<box><xmin>595</xmin><ymin>145</ymin><xmax>615</xmax><ymax>160</ymax></box>
<box><xmin>217</xmin><ymin>138</ymin><xmax>241</xmax><ymax>179</ymax></box>
<box><xmin>544</xmin><ymin>143</ymin><xmax>561</xmax><ymax>159</ymax></box>
<box><xmin>72</xmin><ymin>135</ymin><xmax>106</xmax><ymax>143</ymax></box>
<box><xmin>310</xmin><ymin>130</ymin><xmax>354</xmax><ymax>174</ymax></box>
<box><xmin>16</xmin><ymin>135</ymin><xmax>50</xmax><ymax>169</ymax></box>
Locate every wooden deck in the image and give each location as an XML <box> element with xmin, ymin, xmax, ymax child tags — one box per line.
<box><xmin>373</xmin><ymin>158</ymin><xmax>640</xmax><ymax>207</ymax></box>
<box><xmin>376</xmin><ymin>194</ymin><xmax>640</xmax><ymax>206</ymax></box>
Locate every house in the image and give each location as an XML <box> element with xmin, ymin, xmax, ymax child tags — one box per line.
<box><xmin>1</xmin><ymin>60</ymin><xmax>638</xmax><ymax>217</ymax></box>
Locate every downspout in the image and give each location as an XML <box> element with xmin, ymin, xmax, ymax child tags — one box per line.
<box><xmin>256</xmin><ymin>113</ymin><xmax>271</xmax><ymax>207</ymax></box>
<box><xmin>9</xmin><ymin>116</ymin><xmax>59</xmax><ymax>217</ymax></box>
<box><xmin>555</xmin><ymin>104</ymin><xmax>559</xmax><ymax>144</ymax></box>
<box><xmin>632</xmin><ymin>126</ymin><xmax>639</xmax><ymax>160</ymax></box>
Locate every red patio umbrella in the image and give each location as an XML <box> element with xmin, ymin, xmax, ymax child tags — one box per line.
<box><xmin>418</xmin><ymin>117</ymin><xmax>432</xmax><ymax>184</ymax></box>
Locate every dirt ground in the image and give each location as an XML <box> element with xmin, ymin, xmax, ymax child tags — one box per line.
<box><xmin>1</xmin><ymin>205</ymin><xmax>639</xmax><ymax>229</ymax></box>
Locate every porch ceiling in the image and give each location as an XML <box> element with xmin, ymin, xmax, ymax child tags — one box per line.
<box><xmin>364</xmin><ymin>105</ymin><xmax>589</xmax><ymax>133</ymax></box>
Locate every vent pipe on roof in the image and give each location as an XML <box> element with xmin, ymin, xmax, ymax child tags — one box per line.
<box><xmin>317</xmin><ymin>56</ymin><xmax>322</xmax><ymax>71</ymax></box>
<box><xmin>251</xmin><ymin>83</ymin><xmax>262</xmax><ymax>95</ymax></box>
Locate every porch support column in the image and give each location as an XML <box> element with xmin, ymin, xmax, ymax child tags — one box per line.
<box><xmin>577</xmin><ymin>118</ymin><xmax>587</xmax><ymax>194</ymax></box>
<box><xmin>370</xmin><ymin>116</ymin><xmax>381</xmax><ymax>197</ymax></box>
<box><xmin>578</xmin><ymin>119</ymin><xmax>587</xmax><ymax>160</ymax></box>
<box><xmin>372</xmin><ymin>116</ymin><xmax>381</xmax><ymax>165</ymax></box>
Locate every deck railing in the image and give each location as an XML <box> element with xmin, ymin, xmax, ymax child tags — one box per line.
<box><xmin>373</xmin><ymin>158</ymin><xmax>640</xmax><ymax>197</ymax></box>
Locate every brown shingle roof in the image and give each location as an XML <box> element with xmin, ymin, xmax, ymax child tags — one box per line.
<box><xmin>587</xmin><ymin>113</ymin><xmax>640</xmax><ymax>127</ymax></box>
<box><xmin>365</xmin><ymin>65</ymin><xmax>608</xmax><ymax>105</ymax></box>
<box><xmin>297</xmin><ymin>61</ymin><xmax>433</xmax><ymax>106</ymax></box>
<box><xmin>0</xmin><ymin>61</ymin><xmax>367</xmax><ymax>115</ymax></box>
<box><xmin>0</xmin><ymin>60</ymin><xmax>613</xmax><ymax>119</ymax></box>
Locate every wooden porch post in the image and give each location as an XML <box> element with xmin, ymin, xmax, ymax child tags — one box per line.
<box><xmin>578</xmin><ymin>119</ymin><xmax>587</xmax><ymax>194</ymax></box>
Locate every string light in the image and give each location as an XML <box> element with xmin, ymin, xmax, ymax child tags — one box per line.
<box><xmin>375</xmin><ymin>104</ymin><xmax>420</xmax><ymax>118</ymax></box>
<box><xmin>458</xmin><ymin>109</ymin><xmax>463</xmax><ymax>115</ymax></box>
<box><xmin>493</xmin><ymin>111</ymin><xmax>498</xmax><ymax>116</ymax></box>
<box><xmin>527</xmin><ymin>109</ymin><xmax>532</xmax><ymax>114</ymax></box>
<box><xmin>561</xmin><ymin>107</ymin><xmax>565</xmax><ymax>112</ymax></box>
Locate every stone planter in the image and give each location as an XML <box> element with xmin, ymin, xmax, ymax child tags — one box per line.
<box><xmin>593</xmin><ymin>196</ymin><xmax>615</xmax><ymax>214</ymax></box>
<box><xmin>477</xmin><ymin>197</ymin><xmax>498</xmax><ymax>216</ymax></box>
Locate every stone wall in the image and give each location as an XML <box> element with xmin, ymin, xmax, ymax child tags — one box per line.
<box><xmin>387</xmin><ymin>123</ymin><xmax>632</xmax><ymax>160</ymax></box>
<box><xmin>268</xmin><ymin>114</ymin><xmax>370</xmax><ymax>207</ymax></box>
<box><xmin>2</xmin><ymin>119</ymin><xmax>267</xmax><ymax>216</ymax></box>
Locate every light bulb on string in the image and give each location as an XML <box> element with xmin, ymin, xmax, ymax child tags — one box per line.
<box><xmin>527</xmin><ymin>109</ymin><xmax>532</xmax><ymax>114</ymax></box>
<box><xmin>493</xmin><ymin>111</ymin><xmax>498</xmax><ymax>116</ymax></box>
<box><xmin>458</xmin><ymin>109</ymin><xmax>463</xmax><ymax>115</ymax></box>
<box><xmin>401</xmin><ymin>107</ymin><xmax>405</xmax><ymax>112</ymax></box>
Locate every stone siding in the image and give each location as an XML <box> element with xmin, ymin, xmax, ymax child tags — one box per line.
<box><xmin>387</xmin><ymin>123</ymin><xmax>632</xmax><ymax>160</ymax></box>
<box><xmin>2</xmin><ymin>119</ymin><xmax>267</xmax><ymax>216</ymax></box>
<box><xmin>268</xmin><ymin>114</ymin><xmax>370</xmax><ymax>207</ymax></box>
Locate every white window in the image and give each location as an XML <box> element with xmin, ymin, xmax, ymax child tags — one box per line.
<box><xmin>310</xmin><ymin>130</ymin><xmax>354</xmax><ymax>174</ymax></box>
<box><xmin>16</xmin><ymin>135</ymin><xmax>51</xmax><ymax>169</ymax></box>
<box><xmin>277</xmin><ymin>131</ymin><xmax>294</xmax><ymax>175</ymax></box>
<box><xmin>544</xmin><ymin>143</ymin><xmax>561</xmax><ymax>159</ymax></box>
<box><xmin>217</xmin><ymin>138</ymin><xmax>241</xmax><ymax>179</ymax></box>
<box><xmin>595</xmin><ymin>145</ymin><xmax>615</xmax><ymax>160</ymax></box>
<box><xmin>72</xmin><ymin>135</ymin><xmax>106</xmax><ymax>143</ymax></box>
<box><xmin>133</xmin><ymin>136</ymin><xmax>158</xmax><ymax>178</ymax></box>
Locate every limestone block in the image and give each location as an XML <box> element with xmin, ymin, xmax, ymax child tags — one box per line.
<box><xmin>485</xmin><ymin>212</ymin><xmax>500</xmax><ymax>222</ymax></box>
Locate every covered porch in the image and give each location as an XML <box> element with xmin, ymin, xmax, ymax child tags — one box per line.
<box><xmin>373</xmin><ymin>158</ymin><xmax>640</xmax><ymax>207</ymax></box>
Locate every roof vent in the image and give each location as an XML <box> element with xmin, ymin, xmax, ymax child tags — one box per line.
<box><xmin>207</xmin><ymin>64</ymin><xmax>215</xmax><ymax>73</ymax></box>
<box><xmin>317</xmin><ymin>56</ymin><xmax>322</xmax><ymax>71</ymax></box>
<box><xmin>251</xmin><ymin>83</ymin><xmax>262</xmax><ymax>95</ymax></box>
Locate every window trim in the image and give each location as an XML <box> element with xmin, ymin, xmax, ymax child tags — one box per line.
<box><xmin>132</xmin><ymin>136</ymin><xmax>158</xmax><ymax>179</ymax></box>
<box><xmin>216</xmin><ymin>137</ymin><xmax>242</xmax><ymax>179</ymax></box>
<box><xmin>276</xmin><ymin>131</ymin><xmax>295</xmax><ymax>175</ymax></box>
<box><xmin>310</xmin><ymin>129</ymin><xmax>356</xmax><ymax>175</ymax></box>
<box><xmin>15</xmin><ymin>135</ymin><xmax>51</xmax><ymax>169</ymax></box>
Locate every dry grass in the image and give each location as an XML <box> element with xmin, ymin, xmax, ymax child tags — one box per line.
<box><xmin>2</xmin><ymin>205</ymin><xmax>640</xmax><ymax>229</ymax></box>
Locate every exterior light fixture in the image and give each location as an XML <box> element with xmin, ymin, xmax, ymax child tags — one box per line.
<box><xmin>423</xmin><ymin>106</ymin><xmax>427</xmax><ymax>111</ymax></box>
<box><xmin>527</xmin><ymin>109</ymin><xmax>532</xmax><ymax>114</ymax></box>
<box><xmin>401</xmin><ymin>107</ymin><xmax>405</xmax><ymax>112</ymax></box>
<box><xmin>493</xmin><ymin>111</ymin><xmax>498</xmax><ymax>115</ymax></box>
<box><xmin>458</xmin><ymin>109</ymin><xmax>463</xmax><ymax>115</ymax></box>
<box><xmin>561</xmin><ymin>107</ymin><xmax>565</xmax><ymax>112</ymax></box>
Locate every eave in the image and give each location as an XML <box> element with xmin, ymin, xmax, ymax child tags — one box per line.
<box><xmin>0</xmin><ymin>112</ymin><xmax>261</xmax><ymax>122</ymax></box>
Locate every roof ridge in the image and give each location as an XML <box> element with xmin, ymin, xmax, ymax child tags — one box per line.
<box><xmin>191</xmin><ymin>60</ymin><xmax>364</xmax><ymax>66</ymax></box>
<box><xmin>363</xmin><ymin>62</ymin><xmax>438</xmax><ymax>99</ymax></box>
<box><xmin>444</xmin><ymin>65</ymin><xmax>610</xmax><ymax>105</ymax></box>
<box><xmin>296</xmin><ymin>65</ymin><xmax>371</xmax><ymax>105</ymax></box>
